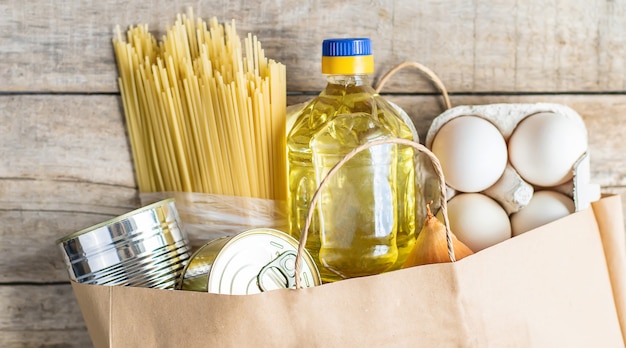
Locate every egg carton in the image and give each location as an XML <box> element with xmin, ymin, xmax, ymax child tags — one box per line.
<box><xmin>425</xmin><ymin>103</ymin><xmax>601</xmax><ymax>213</ymax></box>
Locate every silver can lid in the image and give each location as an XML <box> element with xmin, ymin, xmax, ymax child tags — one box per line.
<box><xmin>207</xmin><ymin>228</ymin><xmax>320</xmax><ymax>294</ymax></box>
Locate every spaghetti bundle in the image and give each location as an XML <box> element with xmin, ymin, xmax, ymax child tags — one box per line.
<box><xmin>112</xmin><ymin>10</ymin><xmax>286</xmax><ymax>200</ymax></box>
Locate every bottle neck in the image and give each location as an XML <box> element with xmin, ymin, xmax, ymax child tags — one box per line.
<box><xmin>325</xmin><ymin>74</ymin><xmax>371</xmax><ymax>87</ymax></box>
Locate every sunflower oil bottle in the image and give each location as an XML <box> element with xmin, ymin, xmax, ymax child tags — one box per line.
<box><xmin>286</xmin><ymin>38</ymin><xmax>425</xmax><ymax>282</ymax></box>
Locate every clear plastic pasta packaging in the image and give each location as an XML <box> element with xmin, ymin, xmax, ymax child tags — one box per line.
<box><xmin>140</xmin><ymin>192</ymin><xmax>287</xmax><ymax>249</ymax></box>
<box><xmin>425</xmin><ymin>103</ymin><xmax>601</xmax><ymax>246</ymax></box>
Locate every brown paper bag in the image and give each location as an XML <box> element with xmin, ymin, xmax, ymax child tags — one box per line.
<box><xmin>72</xmin><ymin>194</ymin><xmax>625</xmax><ymax>348</ymax></box>
<box><xmin>72</xmin><ymin>149</ymin><xmax>626</xmax><ymax>348</ymax></box>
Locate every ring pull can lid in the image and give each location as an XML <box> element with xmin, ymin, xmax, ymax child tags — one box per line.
<box><xmin>257</xmin><ymin>251</ymin><xmax>297</xmax><ymax>291</ymax></box>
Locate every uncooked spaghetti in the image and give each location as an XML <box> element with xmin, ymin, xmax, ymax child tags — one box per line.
<box><xmin>113</xmin><ymin>10</ymin><xmax>287</xmax><ymax>200</ymax></box>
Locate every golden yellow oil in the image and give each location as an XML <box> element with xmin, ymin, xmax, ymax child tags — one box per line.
<box><xmin>287</xmin><ymin>76</ymin><xmax>423</xmax><ymax>282</ymax></box>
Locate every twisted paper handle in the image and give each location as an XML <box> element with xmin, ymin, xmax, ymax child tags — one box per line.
<box><xmin>294</xmin><ymin>138</ymin><xmax>454</xmax><ymax>288</ymax></box>
<box><xmin>375</xmin><ymin>61</ymin><xmax>452</xmax><ymax>111</ymax></box>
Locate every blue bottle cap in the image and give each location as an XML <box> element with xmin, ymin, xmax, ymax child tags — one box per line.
<box><xmin>322</xmin><ymin>38</ymin><xmax>372</xmax><ymax>57</ymax></box>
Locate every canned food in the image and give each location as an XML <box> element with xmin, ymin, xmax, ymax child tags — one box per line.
<box><xmin>179</xmin><ymin>228</ymin><xmax>320</xmax><ymax>294</ymax></box>
<box><xmin>56</xmin><ymin>198</ymin><xmax>191</xmax><ymax>289</ymax></box>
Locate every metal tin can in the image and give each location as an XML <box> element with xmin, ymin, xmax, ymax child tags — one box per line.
<box><xmin>56</xmin><ymin>198</ymin><xmax>191</xmax><ymax>289</ymax></box>
<box><xmin>179</xmin><ymin>228</ymin><xmax>320</xmax><ymax>294</ymax></box>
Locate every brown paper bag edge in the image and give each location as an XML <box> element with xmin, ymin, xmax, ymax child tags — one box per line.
<box><xmin>592</xmin><ymin>194</ymin><xmax>626</xmax><ymax>343</ymax></box>
<box><xmin>72</xmin><ymin>281</ymin><xmax>111</xmax><ymax>348</ymax></box>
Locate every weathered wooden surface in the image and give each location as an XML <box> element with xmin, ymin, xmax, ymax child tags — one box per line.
<box><xmin>2</xmin><ymin>0</ymin><xmax>626</xmax><ymax>346</ymax></box>
<box><xmin>0</xmin><ymin>285</ymin><xmax>91</xmax><ymax>347</ymax></box>
<box><xmin>3</xmin><ymin>0</ymin><xmax>626</xmax><ymax>93</ymax></box>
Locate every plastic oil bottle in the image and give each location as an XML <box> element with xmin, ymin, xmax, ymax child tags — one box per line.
<box><xmin>286</xmin><ymin>38</ymin><xmax>423</xmax><ymax>282</ymax></box>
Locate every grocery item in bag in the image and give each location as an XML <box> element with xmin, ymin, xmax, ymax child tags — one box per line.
<box><xmin>179</xmin><ymin>228</ymin><xmax>320</xmax><ymax>294</ymax></box>
<box><xmin>286</xmin><ymin>38</ymin><xmax>427</xmax><ymax>282</ymax></box>
<box><xmin>56</xmin><ymin>199</ymin><xmax>191</xmax><ymax>289</ymax></box>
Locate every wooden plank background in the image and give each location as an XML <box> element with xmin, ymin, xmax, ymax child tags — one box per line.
<box><xmin>1</xmin><ymin>0</ymin><xmax>625</xmax><ymax>346</ymax></box>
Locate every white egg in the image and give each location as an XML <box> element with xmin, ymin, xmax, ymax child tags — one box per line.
<box><xmin>441</xmin><ymin>193</ymin><xmax>512</xmax><ymax>252</ymax></box>
<box><xmin>510</xmin><ymin>190</ymin><xmax>575</xmax><ymax>236</ymax></box>
<box><xmin>508</xmin><ymin>112</ymin><xmax>587</xmax><ymax>187</ymax></box>
<box><xmin>432</xmin><ymin>116</ymin><xmax>508</xmax><ymax>192</ymax></box>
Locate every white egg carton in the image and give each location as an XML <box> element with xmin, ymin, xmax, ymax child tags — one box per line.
<box><xmin>425</xmin><ymin>103</ymin><xmax>601</xmax><ymax>213</ymax></box>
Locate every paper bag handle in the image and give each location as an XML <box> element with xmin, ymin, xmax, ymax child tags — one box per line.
<box><xmin>294</xmin><ymin>138</ymin><xmax>454</xmax><ymax>288</ymax></box>
<box><xmin>375</xmin><ymin>61</ymin><xmax>452</xmax><ymax>111</ymax></box>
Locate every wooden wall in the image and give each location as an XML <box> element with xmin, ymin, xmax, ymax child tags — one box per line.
<box><xmin>1</xmin><ymin>1</ymin><xmax>625</xmax><ymax>346</ymax></box>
